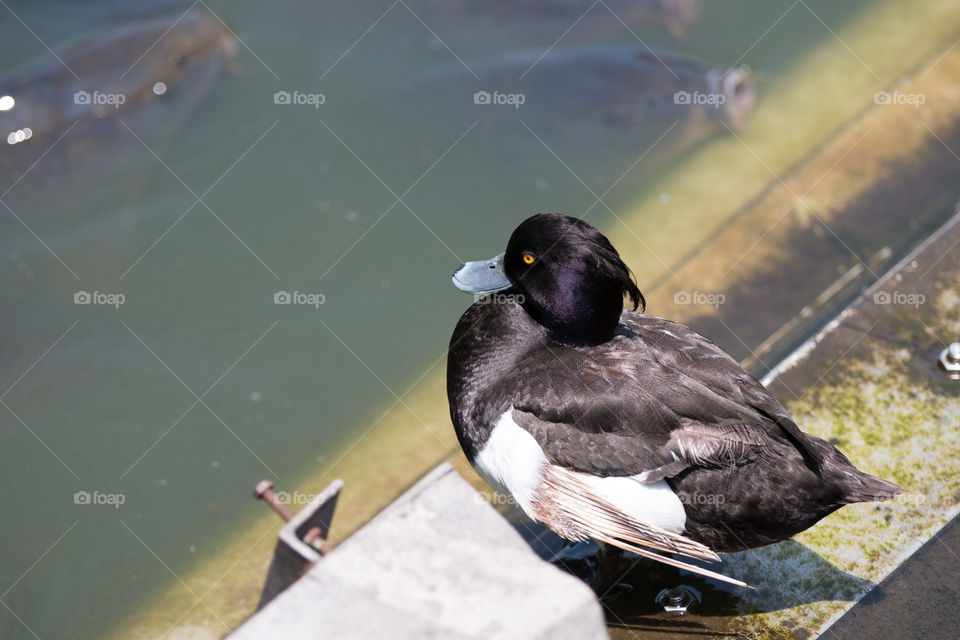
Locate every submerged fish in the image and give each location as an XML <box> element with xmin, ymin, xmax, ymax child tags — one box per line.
<box><xmin>406</xmin><ymin>45</ymin><xmax>755</xmax><ymax>185</ymax></box>
<box><xmin>466</xmin><ymin>45</ymin><xmax>754</xmax><ymax>131</ymax></box>
<box><xmin>0</xmin><ymin>9</ymin><xmax>236</xmax><ymax>193</ymax></box>
<box><xmin>334</xmin><ymin>44</ymin><xmax>754</xmax><ymax>235</ymax></box>
<box><xmin>409</xmin><ymin>0</ymin><xmax>702</xmax><ymax>56</ymax></box>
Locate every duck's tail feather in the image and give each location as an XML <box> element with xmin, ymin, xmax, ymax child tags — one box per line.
<box><xmin>592</xmin><ymin>532</ymin><xmax>752</xmax><ymax>589</ymax></box>
<box><xmin>841</xmin><ymin>470</ymin><xmax>904</xmax><ymax>504</ymax></box>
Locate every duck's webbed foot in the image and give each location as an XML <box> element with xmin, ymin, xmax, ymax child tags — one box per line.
<box><xmin>590</xmin><ymin>543</ymin><xmax>631</xmax><ymax>600</ymax></box>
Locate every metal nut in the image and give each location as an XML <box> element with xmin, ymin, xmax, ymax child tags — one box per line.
<box><xmin>655</xmin><ymin>585</ymin><xmax>701</xmax><ymax>615</ymax></box>
<box><xmin>938</xmin><ymin>342</ymin><xmax>960</xmax><ymax>378</ymax></box>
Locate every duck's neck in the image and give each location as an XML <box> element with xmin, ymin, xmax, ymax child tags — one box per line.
<box><xmin>522</xmin><ymin>280</ymin><xmax>624</xmax><ymax>346</ymax></box>
<box><xmin>447</xmin><ymin>301</ymin><xmax>543</xmax><ymax>460</ymax></box>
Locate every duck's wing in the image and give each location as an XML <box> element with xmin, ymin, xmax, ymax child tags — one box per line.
<box><xmin>623</xmin><ymin>313</ymin><xmax>822</xmax><ymax>468</ymax></box>
<box><xmin>499</xmin><ymin>313</ymin><xmax>819</xmax><ymax>482</ymax></box>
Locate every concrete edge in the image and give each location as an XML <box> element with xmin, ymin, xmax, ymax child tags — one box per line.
<box><xmin>761</xmin><ymin>208</ymin><xmax>960</xmax><ymax>388</ymax></box>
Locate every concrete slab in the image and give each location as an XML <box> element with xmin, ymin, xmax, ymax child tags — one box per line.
<box><xmin>824</xmin><ymin>512</ymin><xmax>960</xmax><ymax>640</ymax></box>
<box><xmin>228</xmin><ymin>463</ymin><xmax>608</xmax><ymax>640</ymax></box>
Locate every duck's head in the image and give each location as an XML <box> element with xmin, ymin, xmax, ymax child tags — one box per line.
<box><xmin>452</xmin><ymin>213</ymin><xmax>644</xmax><ymax>346</ymax></box>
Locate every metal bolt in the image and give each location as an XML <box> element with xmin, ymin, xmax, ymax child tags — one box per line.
<box><xmin>949</xmin><ymin>343</ymin><xmax>960</xmax><ymax>361</ymax></box>
<box><xmin>655</xmin><ymin>585</ymin><xmax>702</xmax><ymax>615</ymax></box>
<box><xmin>304</xmin><ymin>526</ymin><xmax>332</xmax><ymax>555</ymax></box>
<box><xmin>938</xmin><ymin>342</ymin><xmax>960</xmax><ymax>379</ymax></box>
<box><xmin>254</xmin><ymin>479</ymin><xmax>295</xmax><ymax>522</ymax></box>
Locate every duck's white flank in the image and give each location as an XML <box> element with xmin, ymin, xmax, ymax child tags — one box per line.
<box><xmin>474</xmin><ymin>409</ymin><xmax>687</xmax><ymax>533</ymax></box>
<box><xmin>474</xmin><ymin>410</ymin><xmax>548</xmax><ymax>519</ymax></box>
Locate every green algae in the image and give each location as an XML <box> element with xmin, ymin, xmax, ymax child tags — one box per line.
<box><xmin>726</xmin><ymin>333</ymin><xmax>960</xmax><ymax>637</ymax></box>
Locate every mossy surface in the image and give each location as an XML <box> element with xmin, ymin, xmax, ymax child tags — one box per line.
<box><xmin>726</xmin><ymin>351</ymin><xmax>960</xmax><ymax>638</ymax></box>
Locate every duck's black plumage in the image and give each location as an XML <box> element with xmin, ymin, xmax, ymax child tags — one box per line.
<box><xmin>447</xmin><ymin>213</ymin><xmax>901</xmax><ymax>578</ymax></box>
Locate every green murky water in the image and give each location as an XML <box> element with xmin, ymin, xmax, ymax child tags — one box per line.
<box><xmin>1</xmin><ymin>1</ymin><xmax>956</xmax><ymax>638</ymax></box>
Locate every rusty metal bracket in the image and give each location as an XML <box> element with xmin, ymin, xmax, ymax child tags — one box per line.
<box><xmin>254</xmin><ymin>478</ymin><xmax>343</xmax><ymax>609</ymax></box>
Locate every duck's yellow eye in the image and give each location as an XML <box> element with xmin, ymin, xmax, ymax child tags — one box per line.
<box><xmin>522</xmin><ymin>254</ymin><xmax>535</xmax><ymax>265</ymax></box>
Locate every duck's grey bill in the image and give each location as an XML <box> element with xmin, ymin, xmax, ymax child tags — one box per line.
<box><xmin>452</xmin><ymin>253</ymin><xmax>511</xmax><ymax>295</ymax></box>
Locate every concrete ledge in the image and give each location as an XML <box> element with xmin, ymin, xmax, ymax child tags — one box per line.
<box><xmin>228</xmin><ymin>463</ymin><xmax>607</xmax><ymax>640</ymax></box>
